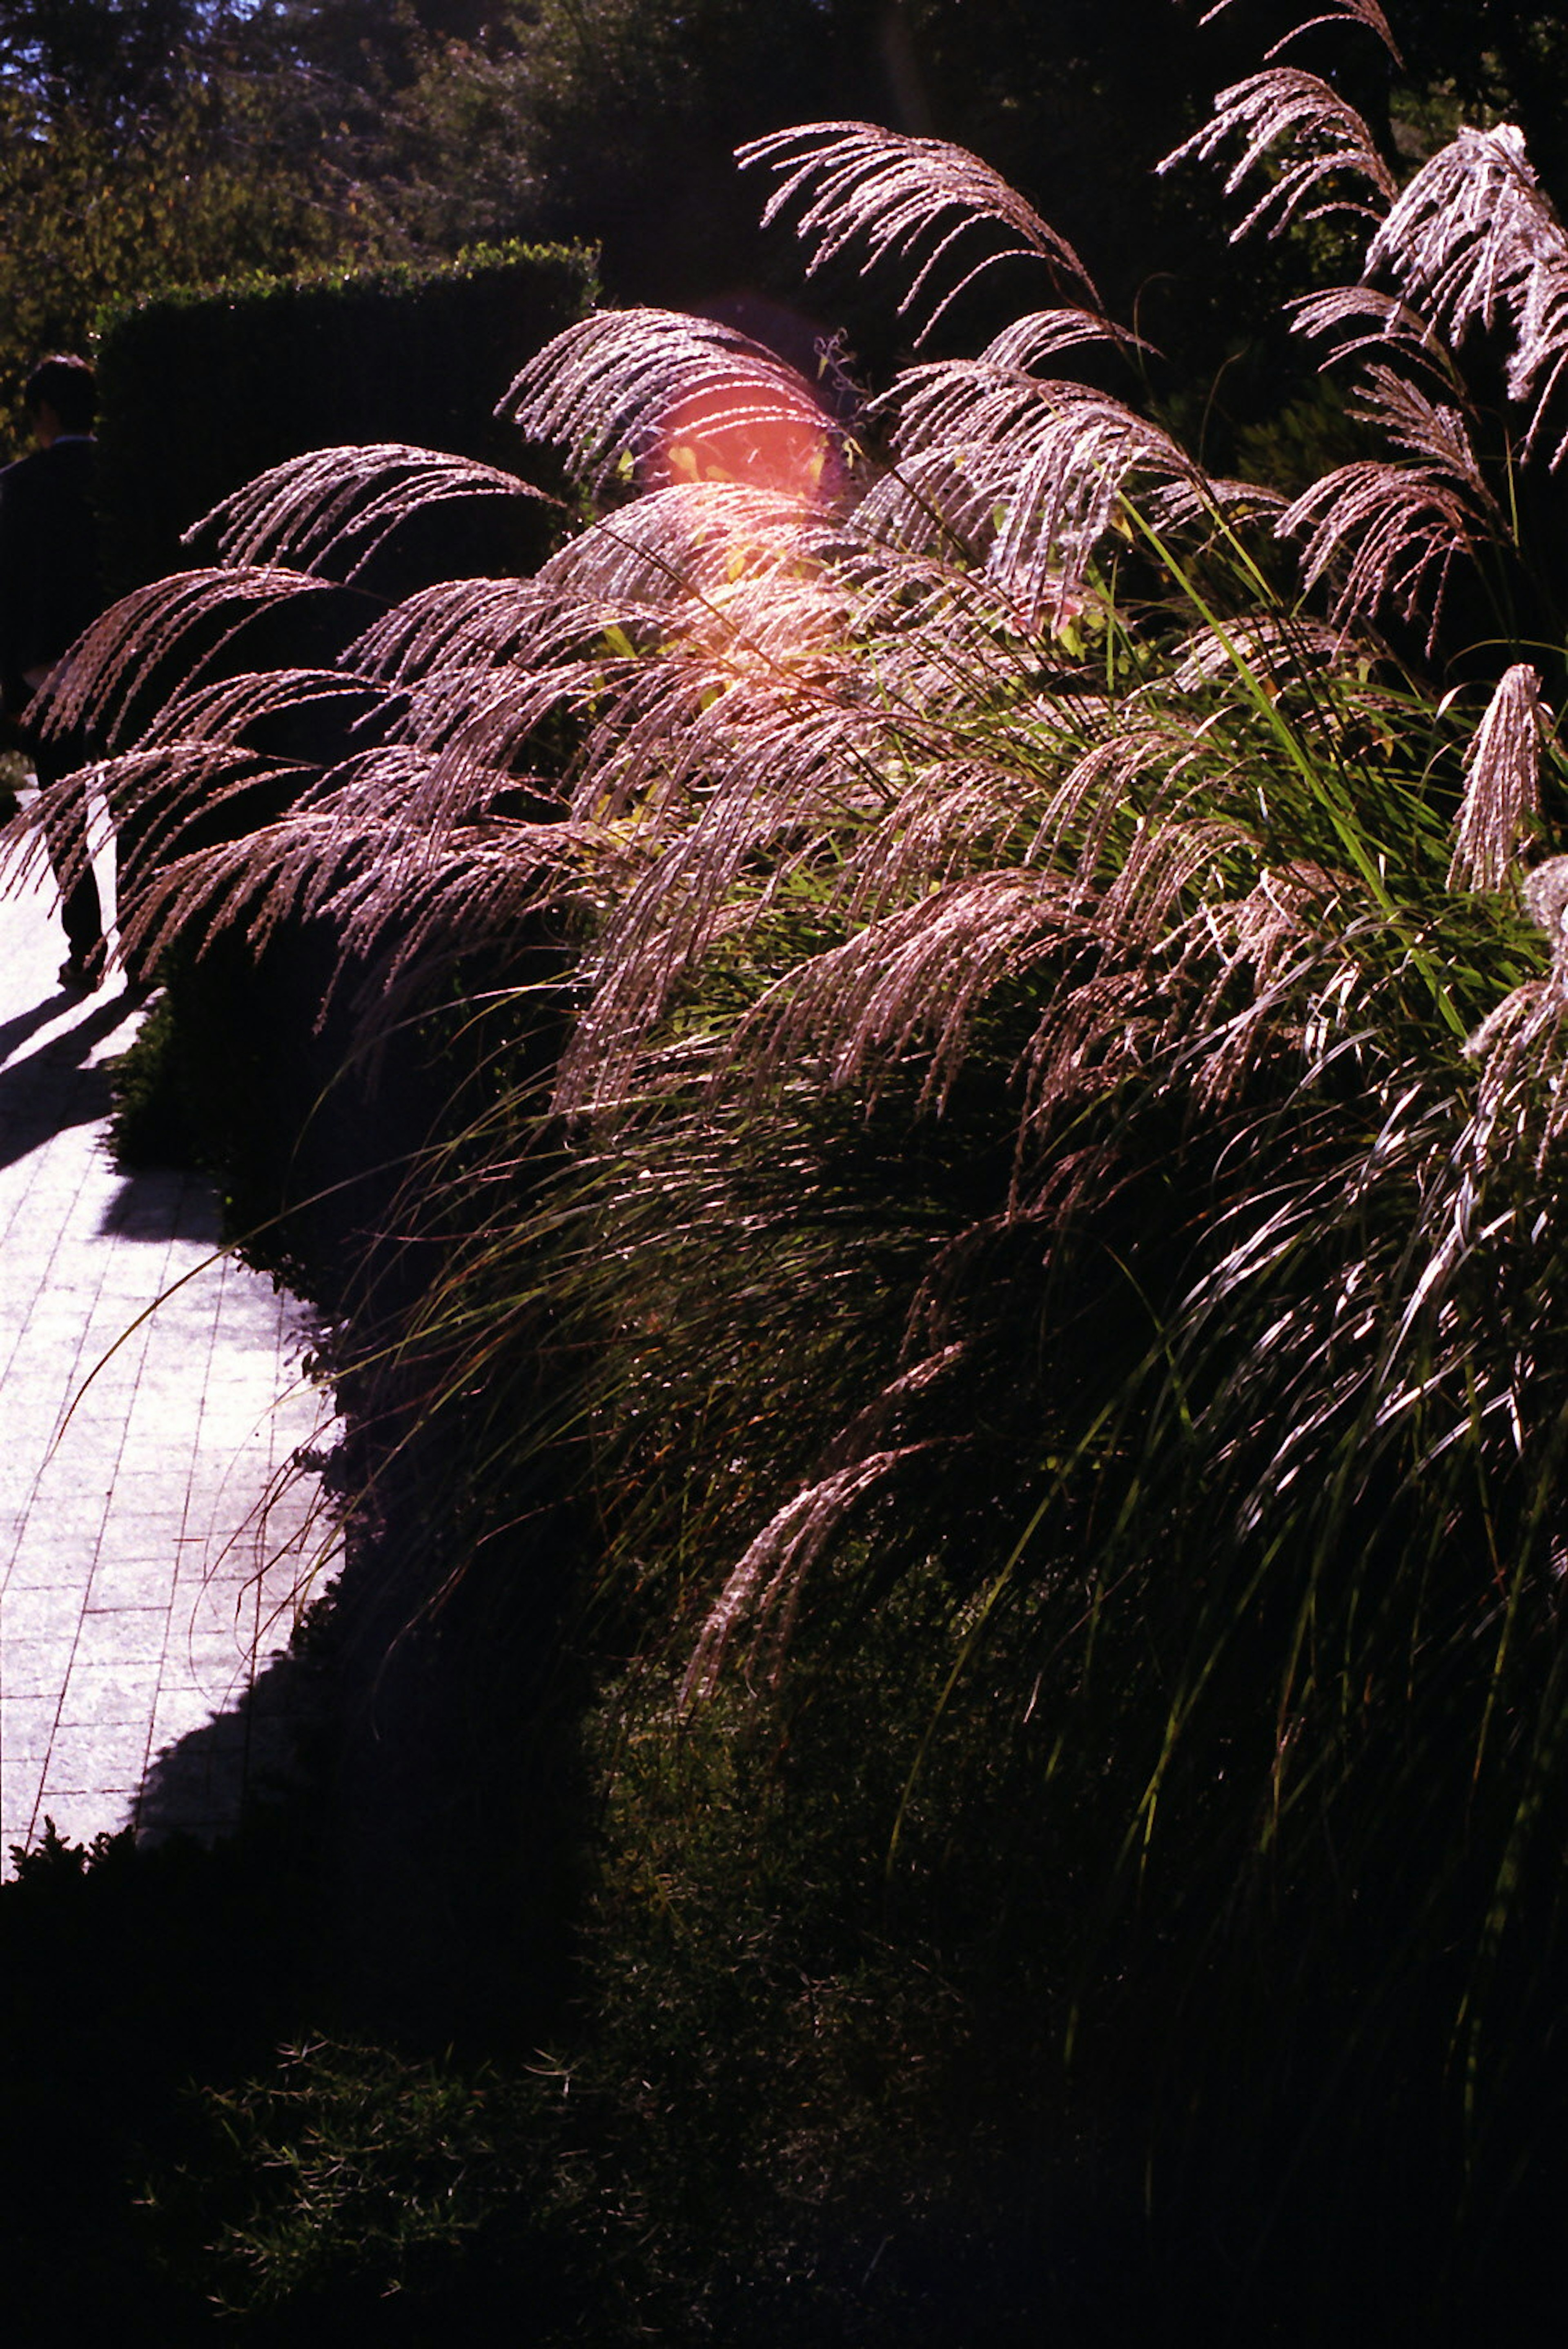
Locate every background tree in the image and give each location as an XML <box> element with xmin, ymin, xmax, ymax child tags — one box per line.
<box><xmin>11</xmin><ymin>2</ymin><xmax>1568</xmax><ymax>497</ymax></box>
<box><xmin>1393</xmin><ymin>5</ymin><xmax>1568</xmax><ymax>190</ymax></box>
<box><xmin>0</xmin><ymin>2</ymin><xmax>409</xmax><ymax>451</ymax></box>
<box><xmin>0</xmin><ymin>0</ymin><xmax>203</xmax><ymax>127</ymax></box>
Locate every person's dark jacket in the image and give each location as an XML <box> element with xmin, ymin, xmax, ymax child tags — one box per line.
<box><xmin>0</xmin><ymin>438</ymin><xmax>102</xmax><ymax>716</ymax></box>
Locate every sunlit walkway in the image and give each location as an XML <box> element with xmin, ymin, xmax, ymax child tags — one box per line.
<box><xmin>0</xmin><ymin>829</ymin><xmax>336</xmax><ymax>1870</ymax></box>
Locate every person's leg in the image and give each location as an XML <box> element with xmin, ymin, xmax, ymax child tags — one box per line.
<box><xmin>31</xmin><ymin>724</ymin><xmax>105</xmax><ymax>982</ymax></box>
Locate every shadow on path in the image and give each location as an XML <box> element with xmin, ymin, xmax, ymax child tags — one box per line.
<box><xmin>0</xmin><ymin>984</ymin><xmax>143</xmax><ymax>1172</ymax></box>
<box><xmin>100</xmin><ymin>1167</ymin><xmax>223</xmax><ymax>1246</ymax></box>
<box><xmin>0</xmin><ymin>990</ymin><xmax>74</xmax><ymax>1064</ymax></box>
<box><xmin>136</xmin><ymin>1648</ymin><xmax>319</xmax><ymax>1848</ymax></box>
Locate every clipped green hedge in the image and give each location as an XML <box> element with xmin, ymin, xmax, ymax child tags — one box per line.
<box><xmin>94</xmin><ymin>240</ymin><xmax>599</xmax><ymax>593</ymax></box>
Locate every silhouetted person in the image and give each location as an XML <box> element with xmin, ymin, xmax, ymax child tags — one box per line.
<box><xmin>0</xmin><ymin>354</ymin><xmax>107</xmax><ymax>988</ymax></box>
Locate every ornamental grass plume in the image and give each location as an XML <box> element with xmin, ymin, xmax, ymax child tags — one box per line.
<box><xmin>1157</xmin><ymin>63</ymin><xmax>1396</xmax><ymax>238</ymax></box>
<box><xmin>738</xmin><ymin>118</ymin><xmax>1106</xmax><ymax>336</ymax></box>
<box><xmin>1448</xmin><ymin>661</ymin><xmax>1545</xmax><ymax>891</ymax></box>
<box><xmin>1198</xmin><ymin>0</ymin><xmax>1402</xmax><ymax>60</ymax></box>
<box><xmin>1365</xmin><ymin>125</ymin><xmax>1568</xmax><ymax>465</ymax></box>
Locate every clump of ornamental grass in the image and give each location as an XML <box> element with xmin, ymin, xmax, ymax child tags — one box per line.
<box><xmin>13</xmin><ymin>0</ymin><xmax>1568</xmax><ymax>2319</ymax></box>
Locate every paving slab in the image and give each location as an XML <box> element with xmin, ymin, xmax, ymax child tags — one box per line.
<box><xmin>0</xmin><ymin>826</ymin><xmax>339</xmax><ymax>1873</ymax></box>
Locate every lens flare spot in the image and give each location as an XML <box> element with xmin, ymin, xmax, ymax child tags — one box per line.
<box><xmin>648</xmin><ymin>370</ymin><xmax>840</xmax><ymax>501</ymax></box>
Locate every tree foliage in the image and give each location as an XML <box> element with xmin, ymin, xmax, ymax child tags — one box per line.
<box><xmin>0</xmin><ymin>0</ymin><xmax>203</xmax><ymax>125</ymax></box>
<box><xmin>12</xmin><ymin>2</ymin><xmax>1568</xmax><ymax>459</ymax></box>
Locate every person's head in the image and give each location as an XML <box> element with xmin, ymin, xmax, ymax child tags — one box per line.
<box><xmin>25</xmin><ymin>353</ymin><xmax>96</xmax><ymax>442</ymax></box>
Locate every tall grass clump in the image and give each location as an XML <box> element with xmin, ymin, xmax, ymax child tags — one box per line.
<box><xmin>15</xmin><ymin>0</ymin><xmax>1568</xmax><ymax>2327</ymax></box>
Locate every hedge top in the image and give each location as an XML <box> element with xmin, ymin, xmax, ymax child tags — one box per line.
<box><xmin>94</xmin><ymin>240</ymin><xmax>600</xmax><ymax>594</ymax></box>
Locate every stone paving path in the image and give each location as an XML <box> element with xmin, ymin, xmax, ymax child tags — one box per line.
<box><xmin>0</xmin><ymin>837</ymin><xmax>336</xmax><ymax>1872</ymax></box>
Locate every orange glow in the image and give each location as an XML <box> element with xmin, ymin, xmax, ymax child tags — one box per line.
<box><xmin>647</xmin><ymin>368</ymin><xmax>841</xmax><ymax>503</ymax></box>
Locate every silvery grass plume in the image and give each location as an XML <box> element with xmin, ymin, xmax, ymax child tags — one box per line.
<box><xmin>1461</xmin><ymin>851</ymin><xmax>1568</xmax><ymax>1177</ymax></box>
<box><xmin>502</xmin><ymin>308</ymin><xmax>848</xmax><ymax>500</ymax></box>
<box><xmin>739</xmin><ymin>120</ymin><xmax>1107</xmax><ymax>339</ymax></box>
<box><xmin>1448</xmin><ymin>663</ymin><xmax>1545</xmax><ymax>892</ymax></box>
<box><xmin>2</xmin><ymin>559</ymin><xmax>382</xmax><ymax>926</ymax></box>
<box><xmin>1522</xmin><ymin>854</ymin><xmax>1568</xmax><ymax>975</ymax></box>
<box><xmin>191</xmin><ymin>443</ymin><xmax>551</xmax><ymax>580</ymax></box>
<box><xmin>1158</xmin><ymin>65</ymin><xmax>1396</xmax><ymax>240</ymax></box>
<box><xmin>1197</xmin><ymin>0</ymin><xmax>1401</xmax><ymax>60</ymax></box>
<box><xmin>0</xmin><ymin>38</ymin><xmax>1453</xmax><ymax>1043</ymax></box>
<box><xmin>503</xmin><ymin>20</ymin><xmax>1566</xmax><ymax>1751</ymax></box>
<box><xmin>681</xmin><ymin>1442</ymin><xmax>937</xmax><ymax>1703</ymax></box>
<box><xmin>39</xmin><ymin>566</ymin><xmax>348</xmax><ymax>747</ymax></box>
<box><xmin>726</xmin><ymin>869</ymin><xmax>1083</xmax><ymax>1120</ymax></box>
<box><xmin>1</xmin><ymin>30</ymin><xmax>1511</xmax><ymax>1202</ymax></box>
<box><xmin>1365</xmin><ymin>127</ymin><xmax>1568</xmax><ymax>468</ymax></box>
<box><xmin>4</xmin><ymin>105</ymin><xmax>1457</xmax><ymax>1153</ymax></box>
<box><xmin>13</xmin><ymin>461</ymin><xmax>865</xmax><ymax>1017</ymax></box>
<box><xmin>0</xmin><ymin>4</ymin><xmax>1547</xmax><ymax>1534</ymax></box>
<box><xmin>1277</xmin><ymin>372</ymin><xmax>1501</xmax><ymax>644</ymax></box>
<box><xmin>865</xmin><ymin>356</ymin><xmax>1212</xmax><ymax>628</ymax></box>
<box><xmin>475</xmin><ymin>119</ymin><xmax>1397</xmax><ymax>1117</ymax></box>
<box><xmin>1161</xmin><ymin>19</ymin><xmax>1568</xmax><ymax>647</ymax></box>
<box><xmin>1288</xmin><ymin>283</ymin><xmax>1456</xmax><ymax>385</ymax></box>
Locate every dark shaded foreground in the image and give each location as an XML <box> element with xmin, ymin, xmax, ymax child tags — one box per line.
<box><xmin>6</xmin><ymin>1557</ymin><xmax>1568</xmax><ymax>2349</ymax></box>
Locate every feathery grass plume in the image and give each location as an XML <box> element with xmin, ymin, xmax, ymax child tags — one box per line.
<box><xmin>384</xmin><ymin>60</ymin><xmax>1568</xmax><ymax>2322</ymax></box>
<box><xmin>1167</xmin><ymin>613</ymin><xmax>1347</xmax><ymax>692</ymax></box>
<box><xmin>1365</xmin><ymin>125</ymin><xmax>1568</xmax><ymax>466</ymax></box>
<box><xmin>494</xmin><ymin>239</ymin><xmax>1462</xmax><ymax>1117</ymax></box>
<box><xmin>502</xmin><ymin>309</ymin><xmax>846</xmax><ymax>501</ymax></box>
<box><xmin>112</xmin><ymin>748</ymin><xmax>595</xmax><ymax>991</ymax></box>
<box><xmin>126</xmin><ymin>668</ymin><xmax>384</xmax><ymax>761</ymax></box>
<box><xmin>1198</xmin><ymin>0</ymin><xmax>1402</xmax><ymax>62</ymax></box>
<box><xmin>1462</xmin><ymin>855</ymin><xmax>1568</xmax><ymax>1169</ymax></box>
<box><xmin>1022</xmin><ymin>724</ymin><xmax>1196</xmax><ymax>903</ymax></box>
<box><xmin>1289</xmin><ymin>283</ymin><xmax>1453</xmax><ymax>382</ymax></box>
<box><xmin>1349</xmin><ymin>361</ymin><xmax>1497</xmax><ymax>487</ymax></box>
<box><xmin>1277</xmin><ymin>450</ymin><xmax>1489</xmax><ymax>644</ymax></box>
<box><xmin>681</xmin><ymin>1445</ymin><xmax>938</xmax><ymax>1704</ymax></box>
<box><xmin>1522</xmin><ymin>854</ymin><xmax>1568</xmax><ymax>973</ymax></box>
<box><xmin>108</xmin><ymin>788</ymin><xmax>348</xmax><ymax>971</ymax></box>
<box><xmin>1158</xmin><ymin>67</ymin><xmax>1396</xmax><ymax>238</ymax></box>
<box><xmin>872</xmin><ymin>365</ymin><xmax>1208</xmax><ymax>624</ymax></box>
<box><xmin>324</xmin><ymin>823</ymin><xmax>598</xmax><ymax>1007</ymax></box>
<box><xmin>1274</xmin><ymin>359</ymin><xmax>1505</xmax><ymax>640</ymax></box>
<box><xmin>998</xmin><ymin>838</ymin><xmax>1340</xmax><ymax>1171</ymax></box>
<box><xmin>1462</xmin><ymin>973</ymin><xmax>1568</xmax><ymax>1178</ymax></box>
<box><xmin>1449</xmin><ymin>664</ymin><xmax>1546</xmax><ymax>892</ymax></box>
<box><xmin>1167</xmin><ymin>861</ymin><xmax>1354</xmax><ymax>1111</ymax></box>
<box><xmin>732</xmin><ymin>870</ymin><xmax>1080</xmax><ymax>1115</ymax></box>
<box><xmin>973</xmin><ymin>308</ymin><xmax>1145</xmax><ymax>374</ymax></box>
<box><xmin>35</xmin><ymin>567</ymin><xmax>347</xmax><ymax>748</ymax></box>
<box><xmin>519</xmin><ymin>480</ymin><xmax>843</xmax><ymax>613</ymax></box>
<box><xmin>345</xmin><ymin>577</ymin><xmax>545</xmax><ymax>687</ymax></box>
<box><xmin>190</xmin><ymin>444</ymin><xmax>552</xmax><ymax>581</ymax></box>
<box><xmin>739</xmin><ymin>121</ymin><xmax>1105</xmax><ymax>338</ymax></box>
